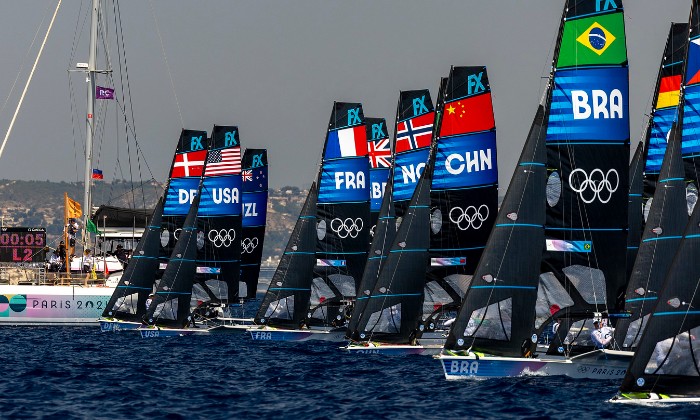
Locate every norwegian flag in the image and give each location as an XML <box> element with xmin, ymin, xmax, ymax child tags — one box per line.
<box><xmin>367</xmin><ymin>138</ymin><xmax>391</xmax><ymax>168</ymax></box>
<box><xmin>242</xmin><ymin>170</ymin><xmax>253</xmax><ymax>182</ymax></box>
<box><xmin>396</xmin><ymin>111</ymin><xmax>434</xmax><ymax>153</ymax></box>
<box><xmin>204</xmin><ymin>146</ymin><xmax>241</xmax><ymax>176</ymax></box>
<box><xmin>170</xmin><ymin>150</ymin><xmax>207</xmax><ymax>178</ymax></box>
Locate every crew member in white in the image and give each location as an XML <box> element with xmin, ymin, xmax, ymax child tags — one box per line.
<box><xmin>590</xmin><ymin>320</ymin><xmax>614</xmax><ymax>349</ymax></box>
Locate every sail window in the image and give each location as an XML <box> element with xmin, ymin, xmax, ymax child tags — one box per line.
<box><xmin>621</xmin><ymin>314</ymin><xmax>649</xmax><ymax>349</ymax></box>
<box><xmin>264</xmin><ymin>296</ymin><xmax>294</xmax><ymax>320</ymax></box>
<box><xmin>444</xmin><ymin>274</ymin><xmax>472</xmax><ymax>296</ymax></box>
<box><xmin>329</xmin><ymin>274</ymin><xmax>356</xmax><ymax>298</ymax></box>
<box><xmin>310</xmin><ymin>277</ymin><xmax>336</xmax><ymax>306</ymax></box>
<box><xmin>112</xmin><ymin>293</ymin><xmax>138</xmax><ymax>315</ymax></box>
<box><xmin>366</xmin><ymin>303</ymin><xmax>401</xmax><ymax>333</ymax></box>
<box><xmin>317</xmin><ymin>220</ymin><xmax>326</xmax><ymax>240</ymax></box>
<box><xmin>563</xmin><ymin>265</ymin><xmax>606</xmax><ymax>305</ymax></box>
<box><xmin>153</xmin><ymin>299</ymin><xmax>178</xmax><ymax>321</ymax></box>
<box><xmin>562</xmin><ymin>319</ymin><xmax>596</xmax><ymax>347</ymax></box>
<box><xmin>423</xmin><ymin>281</ymin><xmax>454</xmax><ymax>321</ymax></box>
<box><xmin>535</xmin><ymin>272</ymin><xmax>574</xmax><ymax>329</ymax></box>
<box><xmin>643</xmin><ymin>197</ymin><xmax>653</xmax><ymax>223</ymax></box>
<box><xmin>546</xmin><ymin>172</ymin><xmax>562</xmax><ymax>207</ymax></box>
<box><xmin>463</xmin><ymin>298</ymin><xmax>512</xmax><ymax>341</ymax></box>
<box><xmin>687</xmin><ymin>183</ymin><xmax>698</xmax><ymax>216</ymax></box>
<box><xmin>644</xmin><ymin>327</ymin><xmax>700</xmax><ymax>376</ymax></box>
<box><xmin>430</xmin><ymin>209</ymin><xmax>442</xmax><ymax>234</ymax></box>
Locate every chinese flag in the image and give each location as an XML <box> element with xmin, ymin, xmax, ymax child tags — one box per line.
<box><xmin>439</xmin><ymin>93</ymin><xmax>495</xmax><ymax>137</ymax></box>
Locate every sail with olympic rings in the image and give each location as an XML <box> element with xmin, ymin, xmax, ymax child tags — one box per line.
<box><xmin>537</xmin><ymin>0</ymin><xmax>630</xmax><ymax>357</ymax></box>
<box><xmin>423</xmin><ymin>66</ymin><xmax>499</xmax><ymax>335</ymax></box>
<box><xmin>309</xmin><ymin>102</ymin><xmax>371</xmax><ymax>328</ymax></box>
<box><xmin>240</xmin><ymin>148</ymin><xmax>268</xmax><ymax>301</ymax></box>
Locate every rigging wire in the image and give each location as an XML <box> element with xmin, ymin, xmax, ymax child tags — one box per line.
<box><xmin>149</xmin><ymin>0</ymin><xmax>184</xmax><ymax>129</ymax></box>
<box><xmin>0</xmin><ymin>0</ymin><xmax>62</xmax><ymax>161</ymax></box>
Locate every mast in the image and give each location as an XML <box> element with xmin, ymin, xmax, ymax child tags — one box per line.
<box><xmin>83</xmin><ymin>0</ymin><xmax>100</xmax><ymax>241</ymax></box>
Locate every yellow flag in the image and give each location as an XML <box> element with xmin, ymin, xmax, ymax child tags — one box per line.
<box><xmin>65</xmin><ymin>193</ymin><xmax>82</xmax><ymax>219</ymax></box>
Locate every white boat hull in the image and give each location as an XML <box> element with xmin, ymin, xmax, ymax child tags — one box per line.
<box><xmin>0</xmin><ymin>285</ymin><xmax>114</xmax><ymax>325</ymax></box>
<box><xmin>342</xmin><ymin>343</ymin><xmax>443</xmax><ymax>355</ymax></box>
<box><xmin>99</xmin><ymin>318</ymin><xmax>142</xmax><ymax>331</ymax></box>
<box><xmin>610</xmin><ymin>393</ymin><xmax>700</xmax><ymax>404</ymax></box>
<box><xmin>437</xmin><ymin>349</ymin><xmax>633</xmax><ymax>380</ymax></box>
<box><xmin>248</xmin><ymin>326</ymin><xmax>347</xmax><ymax>342</ymax></box>
<box><xmin>138</xmin><ymin>325</ymin><xmax>213</xmax><ymax>337</ymax></box>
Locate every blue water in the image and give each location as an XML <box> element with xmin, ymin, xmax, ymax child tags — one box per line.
<box><xmin>1</xmin><ymin>326</ymin><xmax>697</xmax><ymax>419</ymax></box>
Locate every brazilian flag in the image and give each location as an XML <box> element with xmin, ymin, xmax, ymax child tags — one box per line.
<box><xmin>557</xmin><ymin>12</ymin><xmax>626</xmax><ymax>68</ymax></box>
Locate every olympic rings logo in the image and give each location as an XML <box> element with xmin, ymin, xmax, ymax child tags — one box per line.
<box><xmin>208</xmin><ymin>229</ymin><xmax>236</xmax><ymax>248</ymax></box>
<box><xmin>241</xmin><ymin>237</ymin><xmax>259</xmax><ymax>253</ymax></box>
<box><xmin>330</xmin><ymin>217</ymin><xmax>363</xmax><ymax>239</ymax></box>
<box><xmin>449</xmin><ymin>205</ymin><xmax>489</xmax><ymax>230</ymax></box>
<box><xmin>173</xmin><ymin>228</ymin><xmax>182</xmax><ymax>241</ymax></box>
<box><xmin>568</xmin><ymin>168</ymin><xmax>619</xmax><ymax>204</ymax></box>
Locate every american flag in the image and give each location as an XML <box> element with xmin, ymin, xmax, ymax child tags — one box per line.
<box><xmin>204</xmin><ymin>147</ymin><xmax>241</xmax><ymax>176</ymax></box>
<box><xmin>396</xmin><ymin>111</ymin><xmax>434</xmax><ymax>153</ymax></box>
<box><xmin>368</xmin><ymin>138</ymin><xmax>391</xmax><ymax>168</ymax></box>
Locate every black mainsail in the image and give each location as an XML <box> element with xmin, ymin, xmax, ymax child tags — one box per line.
<box><xmin>443</xmin><ymin>105</ymin><xmax>547</xmax><ymax>356</ymax></box>
<box><xmin>615</xmin><ymin>123</ymin><xmax>687</xmax><ymax>351</ymax></box>
<box><xmin>254</xmin><ymin>183</ymin><xmax>318</xmax><ymax>329</ymax></box>
<box><xmin>626</xmin><ymin>141</ymin><xmax>644</xmax><ymax>280</ymax></box>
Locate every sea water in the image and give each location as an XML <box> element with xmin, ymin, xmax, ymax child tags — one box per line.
<box><xmin>0</xmin><ymin>275</ymin><xmax>697</xmax><ymax>418</ymax></box>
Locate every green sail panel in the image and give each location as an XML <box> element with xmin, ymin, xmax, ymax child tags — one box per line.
<box><xmin>556</xmin><ymin>12</ymin><xmax>627</xmax><ymax>68</ymax></box>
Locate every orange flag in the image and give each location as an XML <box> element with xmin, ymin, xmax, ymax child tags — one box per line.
<box><xmin>65</xmin><ymin>193</ymin><xmax>82</xmax><ymax>219</ymax></box>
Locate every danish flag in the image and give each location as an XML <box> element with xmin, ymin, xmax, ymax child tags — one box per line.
<box><xmin>170</xmin><ymin>150</ymin><xmax>206</xmax><ymax>178</ymax></box>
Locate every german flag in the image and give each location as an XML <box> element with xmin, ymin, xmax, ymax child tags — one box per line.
<box><xmin>656</xmin><ymin>75</ymin><xmax>681</xmax><ymax>109</ymax></box>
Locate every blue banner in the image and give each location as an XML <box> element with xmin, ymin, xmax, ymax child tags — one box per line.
<box><xmin>369</xmin><ymin>168</ymin><xmax>390</xmax><ymax>212</ymax></box>
<box><xmin>432</xmin><ymin>131</ymin><xmax>497</xmax><ymax>190</ymax></box>
<box><xmin>547</xmin><ymin>67</ymin><xmax>629</xmax><ymax>142</ymax></box>
<box><xmin>242</xmin><ymin>191</ymin><xmax>267</xmax><ymax>227</ymax></box>
<box><xmin>682</xmin><ymin>84</ymin><xmax>700</xmax><ymax>159</ymax></box>
<box><xmin>164</xmin><ymin>178</ymin><xmax>200</xmax><ymax>216</ymax></box>
<box><xmin>645</xmin><ymin>107</ymin><xmax>677</xmax><ymax>173</ymax></box>
<box><xmin>198</xmin><ymin>176</ymin><xmax>242</xmax><ymax>216</ymax></box>
<box><xmin>318</xmin><ymin>157</ymin><xmax>369</xmax><ymax>203</ymax></box>
<box><xmin>393</xmin><ymin>148</ymin><xmax>430</xmax><ymax>201</ymax></box>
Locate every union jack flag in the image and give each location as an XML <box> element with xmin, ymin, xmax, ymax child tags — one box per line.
<box><xmin>242</xmin><ymin>170</ymin><xmax>253</xmax><ymax>182</ymax></box>
<box><xmin>396</xmin><ymin>111</ymin><xmax>434</xmax><ymax>153</ymax></box>
<box><xmin>367</xmin><ymin>138</ymin><xmax>391</xmax><ymax>168</ymax></box>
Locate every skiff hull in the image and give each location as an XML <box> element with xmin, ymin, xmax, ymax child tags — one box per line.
<box><xmin>138</xmin><ymin>326</ymin><xmax>212</xmax><ymax>337</ymax></box>
<box><xmin>248</xmin><ymin>326</ymin><xmax>347</xmax><ymax>342</ymax></box>
<box><xmin>610</xmin><ymin>393</ymin><xmax>700</xmax><ymax>404</ymax></box>
<box><xmin>341</xmin><ymin>343</ymin><xmax>442</xmax><ymax>355</ymax></box>
<box><xmin>0</xmin><ymin>285</ymin><xmax>114</xmax><ymax>325</ymax></box>
<box><xmin>437</xmin><ymin>349</ymin><xmax>633</xmax><ymax>380</ymax></box>
<box><xmin>99</xmin><ymin>319</ymin><xmax>142</xmax><ymax>332</ymax></box>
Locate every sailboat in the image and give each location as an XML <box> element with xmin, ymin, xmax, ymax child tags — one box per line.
<box><xmin>614</xmin><ymin>122</ymin><xmax>687</xmax><ymax>350</ymax></box>
<box><xmin>139</xmin><ymin>126</ymin><xmax>246</xmax><ymax>336</ymax></box>
<box><xmin>250</xmin><ymin>183</ymin><xmax>324</xmax><ymax>341</ymax></box>
<box><xmin>0</xmin><ymin>0</ymin><xmax>157</xmax><ymax>325</ymax></box>
<box><xmin>611</xmin><ymin>169</ymin><xmax>700</xmax><ymax>403</ymax></box>
<box><xmin>437</xmin><ymin>0</ymin><xmax>632</xmax><ymax>378</ymax></box>
<box><xmin>346</xmin><ymin>91</ymin><xmax>433</xmax><ymax>343</ymax></box>
<box><xmin>250</xmin><ymin>102</ymin><xmax>370</xmax><ymax>341</ymax></box>
<box><xmin>345</xmin><ymin>66</ymin><xmax>498</xmax><ymax>355</ymax></box>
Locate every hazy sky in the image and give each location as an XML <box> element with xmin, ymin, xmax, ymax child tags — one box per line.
<box><xmin>0</xmin><ymin>0</ymin><xmax>692</xmax><ymax>190</ymax></box>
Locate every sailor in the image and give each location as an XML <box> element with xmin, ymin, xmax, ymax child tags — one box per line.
<box><xmin>81</xmin><ymin>249</ymin><xmax>94</xmax><ymax>273</ymax></box>
<box><xmin>145</xmin><ymin>294</ymin><xmax>155</xmax><ymax>311</ymax></box>
<box><xmin>590</xmin><ymin>320</ymin><xmax>614</xmax><ymax>349</ymax></box>
<box><xmin>114</xmin><ymin>244</ymin><xmax>128</xmax><ymax>267</ymax></box>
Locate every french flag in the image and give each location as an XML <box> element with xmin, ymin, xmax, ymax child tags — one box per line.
<box><xmin>324</xmin><ymin>126</ymin><xmax>367</xmax><ymax>159</ymax></box>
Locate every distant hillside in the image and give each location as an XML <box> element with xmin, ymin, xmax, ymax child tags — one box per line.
<box><xmin>0</xmin><ymin>179</ymin><xmax>306</xmax><ymax>262</ymax></box>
